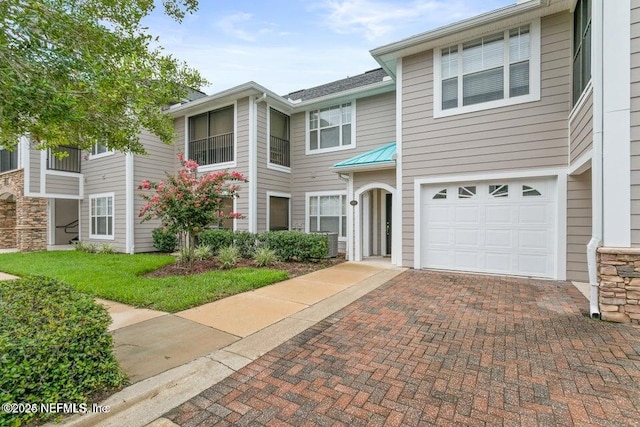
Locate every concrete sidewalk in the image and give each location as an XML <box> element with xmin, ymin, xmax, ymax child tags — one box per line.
<box><xmin>59</xmin><ymin>261</ymin><xmax>405</xmax><ymax>427</ymax></box>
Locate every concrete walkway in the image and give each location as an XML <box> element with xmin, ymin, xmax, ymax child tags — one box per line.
<box><xmin>58</xmin><ymin>261</ymin><xmax>405</xmax><ymax>427</ymax></box>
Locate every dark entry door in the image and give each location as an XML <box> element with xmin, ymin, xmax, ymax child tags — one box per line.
<box><xmin>385</xmin><ymin>193</ymin><xmax>392</xmax><ymax>255</ymax></box>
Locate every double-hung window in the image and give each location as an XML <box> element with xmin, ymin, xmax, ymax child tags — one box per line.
<box><xmin>435</xmin><ymin>21</ymin><xmax>540</xmax><ymax>117</ymax></box>
<box><xmin>188</xmin><ymin>105</ymin><xmax>235</xmax><ymax>167</ymax></box>
<box><xmin>90</xmin><ymin>193</ymin><xmax>114</xmax><ymax>239</ymax></box>
<box><xmin>307</xmin><ymin>193</ymin><xmax>347</xmax><ymax>239</ymax></box>
<box><xmin>308</xmin><ymin>103</ymin><xmax>354</xmax><ymax>153</ymax></box>
<box><xmin>572</xmin><ymin>0</ymin><xmax>591</xmax><ymax>105</ymax></box>
<box><xmin>0</xmin><ymin>146</ymin><xmax>18</xmax><ymax>173</ymax></box>
<box><xmin>269</xmin><ymin>108</ymin><xmax>290</xmax><ymax>168</ymax></box>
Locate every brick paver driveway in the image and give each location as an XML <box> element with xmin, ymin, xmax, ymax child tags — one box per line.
<box><xmin>164</xmin><ymin>270</ymin><xmax>640</xmax><ymax>426</ymax></box>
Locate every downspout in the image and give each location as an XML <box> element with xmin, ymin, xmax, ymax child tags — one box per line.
<box><xmin>587</xmin><ymin>0</ymin><xmax>603</xmax><ymax>318</ymax></box>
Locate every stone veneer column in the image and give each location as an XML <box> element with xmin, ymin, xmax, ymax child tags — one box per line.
<box><xmin>598</xmin><ymin>247</ymin><xmax>640</xmax><ymax>324</ymax></box>
<box><xmin>0</xmin><ymin>169</ymin><xmax>48</xmax><ymax>252</ymax></box>
<box><xmin>0</xmin><ymin>198</ymin><xmax>17</xmax><ymax>248</ymax></box>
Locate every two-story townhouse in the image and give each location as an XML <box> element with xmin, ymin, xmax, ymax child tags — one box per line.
<box><xmin>4</xmin><ymin>0</ymin><xmax>640</xmax><ymax>323</ymax></box>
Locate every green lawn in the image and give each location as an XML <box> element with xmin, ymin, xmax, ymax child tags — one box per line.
<box><xmin>0</xmin><ymin>251</ymin><xmax>288</xmax><ymax>312</ymax></box>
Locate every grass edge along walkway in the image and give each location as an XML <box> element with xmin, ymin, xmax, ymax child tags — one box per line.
<box><xmin>0</xmin><ymin>251</ymin><xmax>288</xmax><ymax>313</ymax></box>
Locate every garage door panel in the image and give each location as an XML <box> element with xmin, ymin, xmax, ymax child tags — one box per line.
<box><xmin>518</xmin><ymin>230</ymin><xmax>548</xmax><ymax>251</ymax></box>
<box><xmin>518</xmin><ymin>205</ymin><xmax>549</xmax><ymax>225</ymax></box>
<box><xmin>485</xmin><ymin>252</ymin><xmax>513</xmax><ymax>272</ymax></box>
<box><xmin>455</xmin><ymin>229</ymin><xmax>480</xmax><ymax>246</ymax></box>
<box><xmin>485</xmin><ymin>206</ymin><xmax>512</xmax><ymax>224</ymax></box>
<box><xmin>485</xmin><ymin>229</ymin><xmax>512</xmax><ymax>248</ymax></box>
<box><xmin>421</xmin><ymin>177</ymin><xmax>557</xmax><ymax>278</ymax></box>
<box><xmin>426</xmin><ymin>206</ymin><xmax>450</xmax><ymax>223</ymax></box>
<box><xmin>455</xmin><ymin>206</ymin><xmax>480</xmax><ymax>223</ymax></box>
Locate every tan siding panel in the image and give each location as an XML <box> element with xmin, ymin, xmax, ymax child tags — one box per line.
<box><xmin>569</xmin><ymin>90</ymin><xmax>593</xmax><ymax>163</ymax></box>
<box><xmin>567</xmin><ymin>169</ymin><xmax>591</xmax><ymax>282</ymax></box>
<box><xmin>45</xmin><ymin>174</ymin><xmax>80</xmax><ymax>196</ymax></box>
<box><xmin>28</xmin><ymin>148</ymin><xmax>41</xmax><ymax>194</ymax></box>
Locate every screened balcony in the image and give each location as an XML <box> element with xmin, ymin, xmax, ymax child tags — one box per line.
<box><xmin>48</xmin><ymin>146</ymin><xmax>81</xmax><ymax>173</ymax></box>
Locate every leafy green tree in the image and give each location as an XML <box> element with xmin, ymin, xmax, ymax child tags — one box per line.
<box><xmin>0</xmin><ymin>0</ymin><xmax>206</xmax><ymax>154</ymax></box>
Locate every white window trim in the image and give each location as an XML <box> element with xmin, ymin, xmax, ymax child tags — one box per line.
<box><xmin>433</xmin><ymin>19</ymin><xmax>541</xmax><ymax>118</ymax></box>
<box><xmin>305</xmin><ymin>100</ymin><xmax>357</xmax><ymax>155</ymax></box>
<box><xmin>184</xmin><ymin>101</ymin><xmax>238</xmax><ymax>171</ymax></box>
<box><xmin>266</xmin><ymin>191</ymin><xmax>292</xmax><ymax>231</ymax></box>
<box><xmin>305</xmin><ymin>190</ymin><xmax>348</xmax><ymax>242</ymax></box>
<box><xmin>88</xmin><ymin>143</ymin><xmax>114</xmax><ymax>160</ymax></box>
<box><xmin>89</xmin><ymin>192</ymin><xmax>115</xmax><ymax>240</ymax></box>
<box><xmin>267</xmin><ymin>105</ymin><xmax>291</xmax><ymax>173</ymax></box>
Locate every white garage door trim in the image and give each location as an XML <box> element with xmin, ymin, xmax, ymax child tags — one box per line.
<box><xmin>413</xmin><ymin>169</ymin><xmax>567</xmax><ymax>280</ymax></box>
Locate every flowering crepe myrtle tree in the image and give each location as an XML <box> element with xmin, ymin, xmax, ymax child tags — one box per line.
<box><xmin>138</xmin><ymin>154</ymin><xmax>247</xmax><ymax>263</ymax></box>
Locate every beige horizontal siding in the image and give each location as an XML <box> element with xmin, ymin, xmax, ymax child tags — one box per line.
<box><xmin>133</xmin><ymin>130</ymin><xmax>176</xmax><ymax>252</ymax></box>
<box><xmin>401</xmin><ymin>12</ymin><xmax>572</xmax><ymax>267</ymax></box>
<box><xmin>81</xmin><ymin>152</ymin><xmax>126</xmax><ymax>252</ymax></box>
<box><xmin>28</xmin><ymin>148</ymin><xmax>40</xmax><ymax>194</ymax></box>
<box><xmin>567</xmin><ymin>169</ymin><xmax>592</xmax><ymax>281</ymax></box>
<box><xmin>45</xmin><ymin>174</ymin><xmax>80</xmax><ymax>196</ymax></box>
<box><xmin>569</xmin><ymin>89</ymin><xmax>593</xmax><ymax>164</ymax></box>
<box><xmin>353</xmin><ymin>170</ymin><xmax>396</xmax><ymax>190</ymax></box>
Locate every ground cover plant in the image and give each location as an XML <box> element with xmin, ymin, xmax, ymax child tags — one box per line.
<box><xmin>0</xmin><ymin>276</ymin><xmax>126</xmax><ymax>427</ymax></box>
<box><xmin>0</xmin><ymin>251</ymin><xmax>287</xmax><ymax>313</ymax></box>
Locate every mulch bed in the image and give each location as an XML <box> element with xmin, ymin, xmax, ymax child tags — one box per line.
<box><xmin>144</xmin><ymin>254</ymin><xmax>346</xmax><ymax>278</ymax></box>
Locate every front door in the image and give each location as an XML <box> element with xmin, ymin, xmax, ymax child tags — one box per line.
<box><xmin>385</xmin><ymin>193</ymin><xmax>392</xmax><ymax>255</ymax></box>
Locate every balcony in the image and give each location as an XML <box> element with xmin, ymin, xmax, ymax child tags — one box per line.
<box><xmin>47</xmin><ymin>146</ymin><xmax>81</xmax><ymax>173</ymax></box>
<box><xmin>188</xmin><ymin>132</ymin><xmax>234</xmax><ymax>166</ymax></box>
<box><xmin>270</xmin><ymin>136</ymin><xmax>290</xmax><ymax>168</ymax></box>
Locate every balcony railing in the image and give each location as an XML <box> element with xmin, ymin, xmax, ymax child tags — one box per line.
<box><xmin>188</xmin><ymin>132</ymin><xmax>234</xmax><ymax>166</ymax></box>
<box><xmin>48</xmin><ymin>146</ymin><xmax>81</xmax><ymax>173</ymax></box>
<box><xmin>270</xmin><ymin>136</ymin><xmax>290</xmax><ymax>167</ymax></box>
<box><xmin>0</xmin><ymin>148</ymin><xmax>18</xmax><ymax>173</ymax></box>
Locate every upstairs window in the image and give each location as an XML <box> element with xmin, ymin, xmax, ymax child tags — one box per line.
<box><xmin>0</xmin><ymin>146</ymin><xmax>18</xmax><ymax>173</ymax></box>
<box><xmin>573</xmin><ymin>0</ymin><xmax>592</xmax><ymax>105</ymax></box>
<box><xmin>435</xmin><ymin>21</ymin><xmax>540</xmax><ymax>117</ymax></box>
<box><xmin>188</xmin><ymin>105</ymin><xmax>234</xmax><ymax>167</ymax></box>
<box><xmin>308</xmin><ymin>103</ymin><xmax>354</xmax><ymax>153</ymax></box>
<box><xmin>269</xmin><ymin>108</ymin><xmax>290</xmax><ymax>168</ymax></box>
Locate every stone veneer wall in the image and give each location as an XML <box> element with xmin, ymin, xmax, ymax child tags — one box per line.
<box><xmin>598</xmin><ymin>247</ymin><xmax>640</xmax><ymax>324</ymax></box>
<box><xmin>0</xmin><ymin>169</ymin><xmax>47</xmax><ymax>252</ymax></box>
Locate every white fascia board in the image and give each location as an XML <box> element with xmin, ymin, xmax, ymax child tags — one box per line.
<box><xmin>291</xmin><ymin>80</ymin><xmax>395</xmax><ymax>111</ymax></box>
<box><xmin>166</xmin><ymin>82</ymin><xmax>292</xmax><ymax>117</ymax></box>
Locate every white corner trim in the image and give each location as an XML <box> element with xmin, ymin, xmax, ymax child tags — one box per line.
<box><xmin>347</xmin><ymin>174</ymin><xmax>354</xmax><ymax>260</ymax></box>
<box><xmin>602</xmin><ymin>0</ymin><xmax>631</xmax><ymax>247</ymax></box>
<box><xmin>125</xmin><ymin>153</ymin><xmax>135</xmax><ymax>254</ymax></box>
<box><xmin>395</xmin><ymin>57</ymin><xmax>403</xmax><ymax>267</ymax></box>
<box><xmin>248</xmin><ymin>96</ymin><xmax>257</xmax><ymax>233</ymax></box>
<box><xmin>266</xmin><ymin>191</ymin><xmax>292</xmax><ymax>231</ymax></box>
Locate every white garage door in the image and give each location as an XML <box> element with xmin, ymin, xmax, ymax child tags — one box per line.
<box><xmin>421</xmin><ymin>178</ymin><xmax>557</xmax><ymax>278</ymax></box>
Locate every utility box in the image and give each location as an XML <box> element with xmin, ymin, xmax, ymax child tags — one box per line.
<box><xmin>320</xmin><ymin>232</ymin><xmax>338</xmax><ymax>258</ymax></box>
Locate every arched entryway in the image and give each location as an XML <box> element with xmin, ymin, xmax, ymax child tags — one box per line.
<box><xmin>0</xmin><ymin>191</ymin><xmax>17</xmax><ymax>249</ymax></box>
<box><xmin>353</xmin><ymin>183</ymin><xmax>397</xmax><ymax>264</ymax></box>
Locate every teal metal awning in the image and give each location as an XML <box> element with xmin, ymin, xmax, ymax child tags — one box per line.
<box><xmin>332</xmin><ymin>142</ymin><xmax>396</xmax><ymax>172</ymax></box>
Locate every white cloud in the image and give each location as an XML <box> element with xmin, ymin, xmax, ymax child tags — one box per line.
<box><xmin>319</xmin><ymin>0</ymin><xmax>491</xmax><ymax>41</ymax></box>
<box><xmin>217</xmin><ymin>12</ymin><xmax>257</xmax><ymax>42</ymax></box>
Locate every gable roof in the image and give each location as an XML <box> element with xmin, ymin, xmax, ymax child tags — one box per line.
<box><xmin>332</xmin><ymin>142</ymin><xmax>396</xmax><ymax>172</ymax></box>
<box><xmin>284</xmin><ymin>68</ymin><xmax>389</xmax><ymax>102</ymax></box>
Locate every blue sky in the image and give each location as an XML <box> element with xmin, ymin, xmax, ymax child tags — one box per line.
<box><xmin>144</xmin><ymin>0</ymin><xmax>515</xmax><ymax>96</ymax></box>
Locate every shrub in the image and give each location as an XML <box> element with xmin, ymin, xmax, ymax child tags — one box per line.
<box><xmin>175</xmin><ymin>246</ymin><xmax>192</xmax><ymax>264</ymax></box>
<box><xmin>234</xmin><ymin>231</ymin><xmax>258</xmax><ymax>258</ymax></box>
<box><xmin>98</xmin><ymin>244</ymin><xmax>115</xmax><ymax>254</ymax></box>
<box><xmin>259</xmin><ymin>231</ymin><xmax>328</xmax><ymax>262</ymax></box>
<box><xmin>74</xmin><ymin>241</ymin><xmax>96</xmax><ymax>253</ymax></box>
<box><xmin>198</xmin><ymin>229</ymin><xmax>234</xmax><ymax>254</ymax></box>
<box><xmin>217</xmin><ymin>245</ymin><xmax>240</xmax><ymax>270</ymax></box>
<box><xmin>193</xmin><ymin>244</ymin><xmax>213</xmax><ymax>261</ymax></box>
<box><xmin>0</xmin><ymin>277</ymin><xmax>126</xmax><ymax>426</ymax></box>
<box><xmin>253</xmin><ymin>247</ymin><xmax>278</xmax><ymax>267</ymax></box>
<box><xmin>152</xmin><ymin>228</ymin><xmax>178</xmax><ymax>253</ymax></box>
